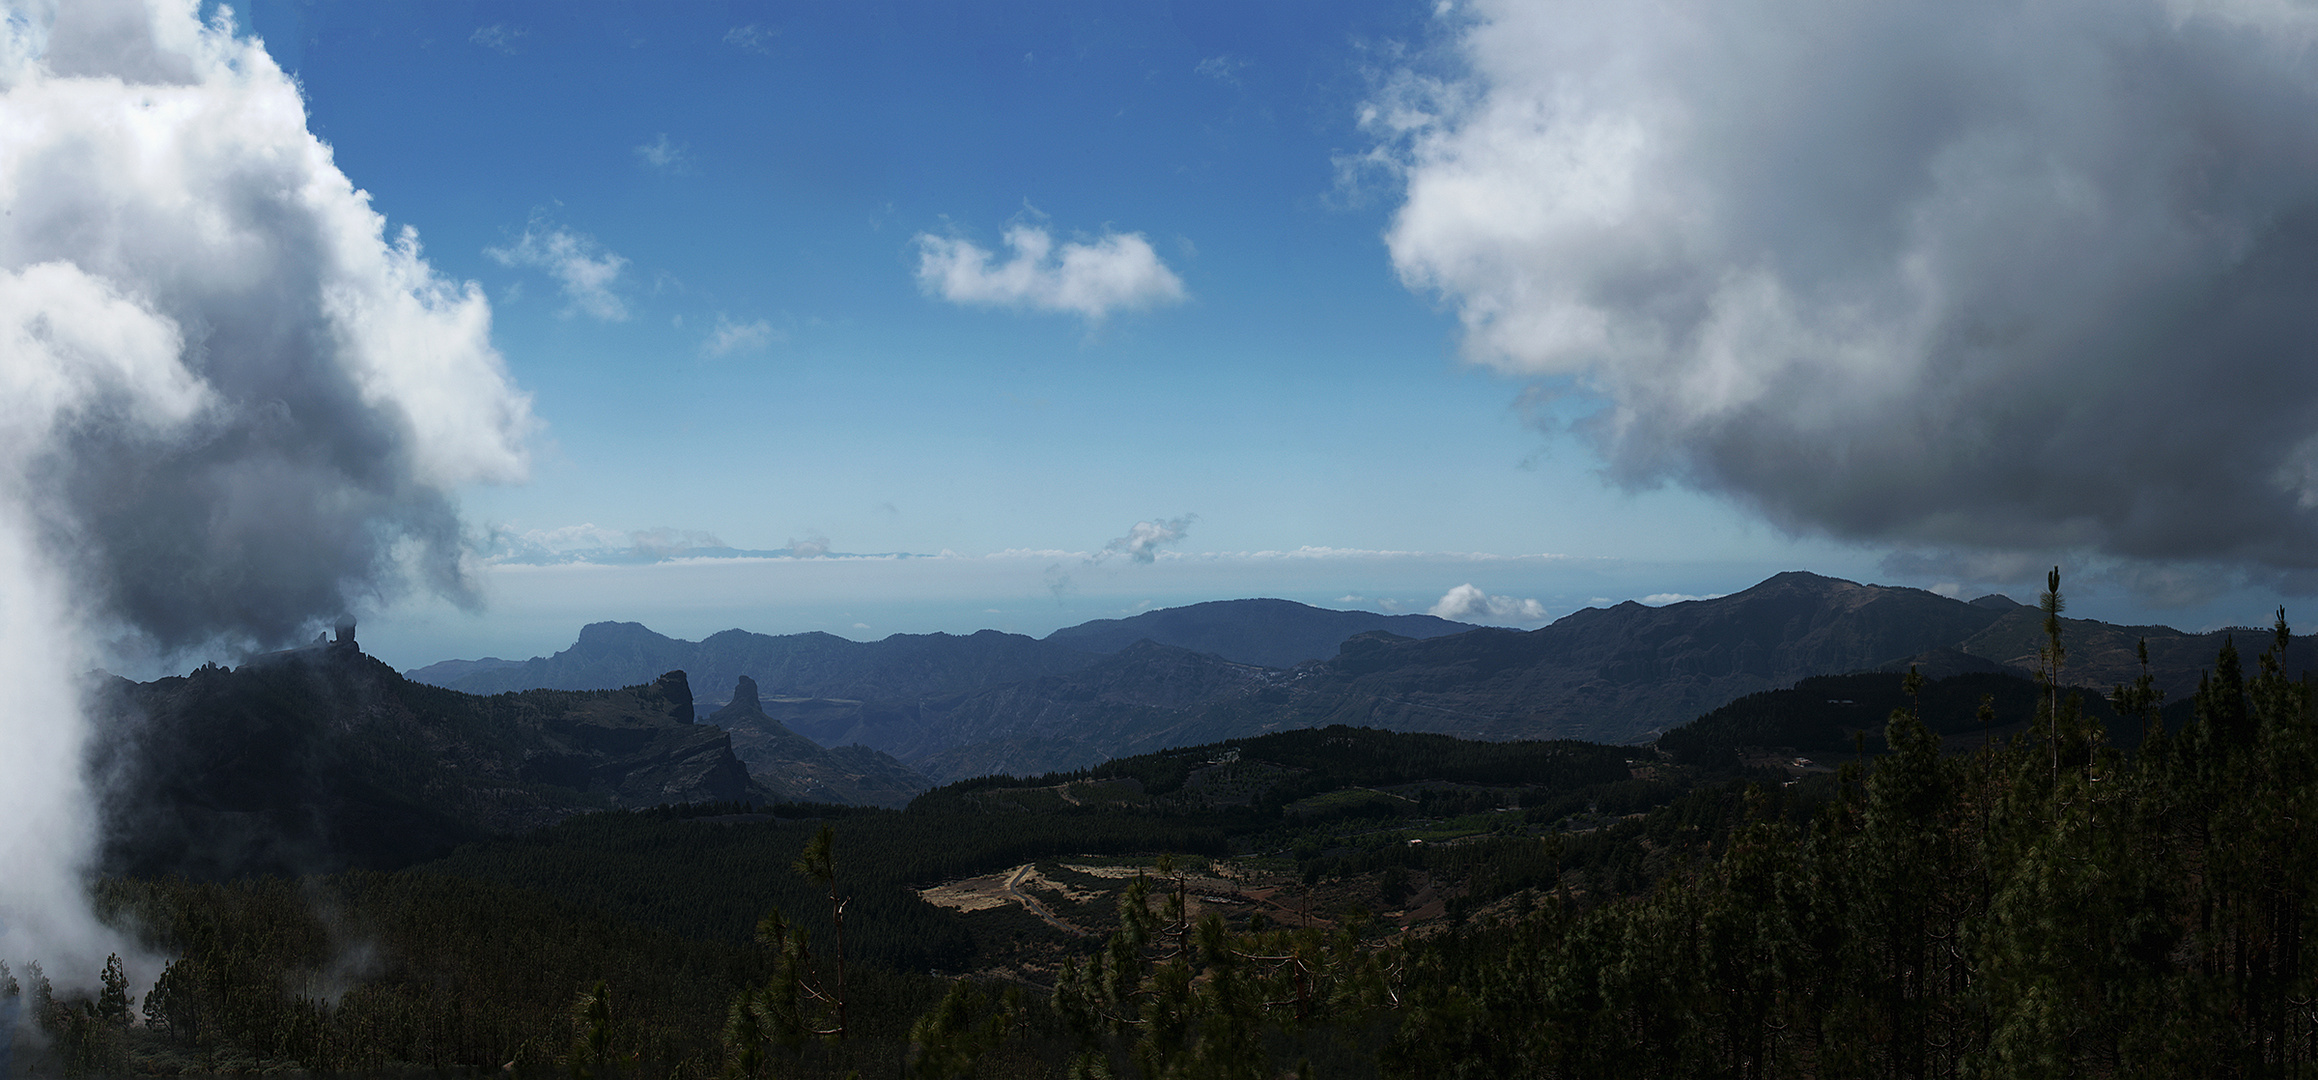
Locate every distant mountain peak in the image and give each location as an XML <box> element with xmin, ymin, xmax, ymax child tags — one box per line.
<box><xmin>1758</xmin><ymin>570</ymin><xmax>1854</xmax><ymax>588</ymax></box>
<box><xmin>575</xmin><ymin>621</ymin><xmax>673</xmax><ymax>648</ymax></box>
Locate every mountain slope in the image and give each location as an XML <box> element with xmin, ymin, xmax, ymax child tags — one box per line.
<box><xmin>1250</xmin><ymin>571</ymin><xmax>2016</xmax><ymax>744</ymax></box>
<box><xmin>1954</xmin><ymin>608</ymin><xmax>2318</xmax><ymax>701</ymax></box>
<box><xmin>906</xmin><ymin>641</ymin><xmax>1292</xmax><ymax>779</ymax></box>
<box><xmin>1653</xmin><ymin>669</ymin><xmax>2128</xmax><ymax>767</ymax></box>
<box><xmin>89</xmin><ymin>637</ymin><xmax>768</xmax><ymax>880</ymax></box>
<box><xmin>704</xmin><ymin>676</ymin><xmax>930</xmax><ymax>808</ymax></box>
<box><xmin>1041</xmin><ymin>598</ymin><xmax>1476</xmax><ymax>668</ymax></box>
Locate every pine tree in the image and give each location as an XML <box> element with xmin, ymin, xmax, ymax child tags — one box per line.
<box><xmin>97</xmin><ymin>953</ymin><xmax>130</xmax><ymax>1028</ymax></box>
<box><xmin>794</xmin><ymin>823</ymin><xmax>850</xmax><ymax>1041</ymax></box>
<box><xmin>0</xmin><ymin>961</ymin><xmax>19</xmax><ymax>1077</ymax></box>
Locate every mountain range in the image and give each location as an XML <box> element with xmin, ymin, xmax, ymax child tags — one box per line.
<box><xmin>405</xmin><ymin>601</ymin><xmax>1476</xmax><ymax>703</ymax></box>
<box><xmin>96</xmin><ymin>569</ymin><xmax>2308</xmax><ymax>880</ymax></box>
<box><xmin>405</xmin><ymin>572</ymin><xmax>2310</xmax><ymax>783</ymax></box>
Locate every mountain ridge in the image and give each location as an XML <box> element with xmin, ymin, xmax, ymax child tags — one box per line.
<box><xmin>399</xmin><ymin>572</ymin><xmax>2307</xmax><ymax>782</ymax></box>
<box><xmin>89</xmin><ymin>639</ymin><xmax>770</xmax><ymax>879</ymax></box>
<box><xmin>1039</xmin><ymin>598</ymin><xmax>1476</xmax><ymax>668</ymax></box>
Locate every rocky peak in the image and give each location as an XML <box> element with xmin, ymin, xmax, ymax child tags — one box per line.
<box><xmin>650</xmin><ymin>670</ymin><xmax>695</xmax><ymax>724</ymax></box>
<box><xmin>726</xmin><ymin>675</ymin><xmax>764</xmax><ymax>717</ymax></box>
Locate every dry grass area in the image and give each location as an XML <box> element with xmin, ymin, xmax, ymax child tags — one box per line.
<box><xmin>917</xmin><ymin>854</ymin><xmax>1490</xmax><ymax>983</ymax></box>
<box><xmin>920</xmin><ymin>858</ymin><xmax>1353</xmax><ymax>936</ymax></box>
<box><xmin>918</xmin><ymin>871</ymin><xmax>1018</xmax><ymax>913</ymax></box>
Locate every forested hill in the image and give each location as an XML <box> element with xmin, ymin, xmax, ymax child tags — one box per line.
<box><xmin>1654</xmin><ymin>668</ymin><xmax>2133</xmax><ymax>767</ymax></box>
<box><xmin>86</xmin><ymin>636</ymin><xmax>774</xmax><ymax>879</ymax></box>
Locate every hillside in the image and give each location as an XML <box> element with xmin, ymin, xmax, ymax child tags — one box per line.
<box><xmin>1040</xmin><ymin>598</ymin><xmax>1476</xmax><ymax>667</ymax></box>
<box><xmin>704</xmin><ymin>676</ymin><xmax>930</xmax><ymax>808</ymax></box>
<box><xmin>1954</xmin><ymin>607</ymin><xmax>2318</xmax><ymax>699</ymax></box>
<box><xmin>1653</xmin><ymin>668</ymin><xmax>2135</xmax><ymax>767</ymax></box>
<box><xmin>88</xmin><ymin>634</ymin><xmax>767</xmax><ymax>879</ymax></box>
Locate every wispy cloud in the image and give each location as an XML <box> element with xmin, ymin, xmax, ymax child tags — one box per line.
<box><xmin>724</xmin><ymin>24</ymin><xmax>774</xmax><ymax>53</ymax></box>
<box><xmin>486</xmin><ymin>216</ymin><xmax>629</xmax><ymax>321</ymax></box>
<box><xmin>1100</xmin><ymin>515</ymin><xmax>1197</xmax><ymax>565</ymax></box>
<box><xmin>484</xmin><ymin>524</ymin><xmax>725</xmax><ymax>564</ymax></box>
<box><xmin>1194</xmin><ymin>55</ymin><xmax>1247</xmax><ymax>85</ymax></box>
<box><xmin>470</xmin><ymin>25</ymin><xmax>525</xmax><ymax>54</ymax></box>
<box><xmin>914</xmin><ymin>223</ymin><xmax>1186</xmax><ymax>322</ymax></box>
<box><xmin>703</xmin><ymin>315</ymin><xmax>779</xmax><ymax>356</ymax></box>
<box><xmin>1428</xmin><ymin>584</ymin><xmax>1549</xmax><ymax>625</ymax></box>
<box><xmin>634</xmin><ymin>133</ymin><xmax>687</xmax><ymax>171</ymax></box>
<box><xmin>1041</xmin><ymin>515</ymin><xmax>1198</xmax><ymax>602</ymax></box>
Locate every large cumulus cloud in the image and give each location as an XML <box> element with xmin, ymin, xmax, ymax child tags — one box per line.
<box><xmin>0</xmin><ymin>0</ymin><xmax>530</xmax><ymax>975</ymax></box>
<box><xmin>1</xmin><ymin>0</ymin><xmax>534</xmax><ymax>653</ymax></box>
<box><xmin>1370</xmin><ymin>0</ymin><xmax>2318</xmax><ymax>583</ymax></box>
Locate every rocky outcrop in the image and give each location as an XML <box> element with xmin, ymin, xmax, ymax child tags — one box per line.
<box><xmin>707</xmin><ymin>677</ymin><xmax>929</xmax><ymax>808</ymax></box>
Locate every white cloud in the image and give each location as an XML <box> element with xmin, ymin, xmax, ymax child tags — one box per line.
<box><xmin>0</xmin><ymin>0</ymin><xmax>535</xmax><ymax>979</ymax></box>
<box><xmin>469</xmin><ymin>24</ymin><xmax>524</xmax><ymax>54</ymax></box>
<box><xmin>1368</xmin><ymin>0</ymin><xmax>2318</xmax><ymax>588</ymax></box>
<box><xmin>486</xmin><ymin>217</ymin><xmax>629</xmax><ymax>321</ymax></box>
<box><xmin>490</xmin><ymin>524</ymin><xmax>630</xmax><ymax>558</ymax></box>
<box><xmin>1100</xmin><ymin>515</ymin><xmax>1196</xmax><ymax>564</ymax></box>
<box><xmin>703</xmin><ymin>314</ymin><xmax>779</xmax><ymax>356</ymax></box>
<box><xmin>1236</xmin><ymin>546</ymin><xmax>1573</xmax><ymax>562</ymax></box>
<box><xmin>631</xmin><ymin>527</ymin><xmax>727</xmax><ymax>559</ymax></box>
<box><xmin>484</xmin><ymin>525</ymin><xmax>730</xmax><ymax>564</ymax></box>
<box><xmin>914</xmin><ymin>223</ymin><xmax>1186</xmax><ymax>321</ymax></box>
<box><xmin>1428</xmin><ymin>584</ymin><xmax>1549</xmax><ymax>625</ymax></box>
<box><xmin>1639</xmin><ymin>592</ymin><xmax>1724</xmax><ymax>606</ymax></box>
<box><xmin>1194</xmin><ymin>55</ymin><xmax>1247</xmax><ymax>84</ymax></box>
<box><xmin>724</xmin><ymin>24</ymin><xmax>773</xmax><ymax>53</ymax></box>
<box><xmin>634</xmin><ymin>133</ymin><xmax>686</xmax><ymax>170</ymax></box>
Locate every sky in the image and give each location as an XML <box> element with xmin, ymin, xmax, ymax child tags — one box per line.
<box><xmin>221</xmin><ymin>0</ymin><xmax>1883</xmax><ymax>667</ymax></box>
<box><xmin>18</xmin><ymin>0</ymin><xmax>2318</xmax><ymax>676</ymax></box>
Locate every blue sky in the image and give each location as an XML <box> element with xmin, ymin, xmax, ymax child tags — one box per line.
<box><xmin>178</xmin><ymin>0</ymin><xmax>2318</xmax><ymax>668</ymax></box>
